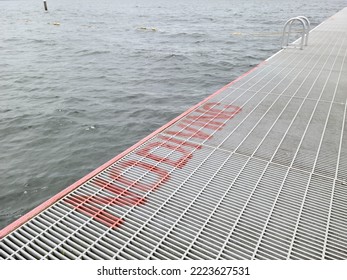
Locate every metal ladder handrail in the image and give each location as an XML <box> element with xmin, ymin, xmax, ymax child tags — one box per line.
<box><xmin>297</xmin><ymin>16</ymin><xmax>310</xmax><ymax>46</ymax></box>
<box><xmin>281</xmin><ymin>16</ymin><xmax>310</xmax><ymax>50</ymax></box>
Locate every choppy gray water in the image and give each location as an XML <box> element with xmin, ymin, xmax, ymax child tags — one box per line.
<box><xmin>0</xmin><ymin>0</ymin><xmax>346</xmax><ymax>230</ymax></box>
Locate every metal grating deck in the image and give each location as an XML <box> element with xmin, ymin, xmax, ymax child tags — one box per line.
<box><xmin>1</xmin><ymin>8</ymin><xmax>347</xmax><ymax>260</ymax></box>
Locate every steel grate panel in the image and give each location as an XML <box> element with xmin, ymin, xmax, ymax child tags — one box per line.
<box><xmin>1</xmin><ymin>7</ymin><xmax>347</xmax><ymax>260</ymax></box>
<box><xmin>325</xmin><ymin>181</ymin><xmax>347</xmax><ymax>259</ymax></box>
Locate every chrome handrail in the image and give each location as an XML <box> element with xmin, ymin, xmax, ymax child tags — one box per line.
<box><xmin>281</xmin><ymin>16</ymin><xmax>310</xmax><ymax>50</ymax></box>
<box><xmin>297</xmin><ymin>16</ymin><xmax>310</xmax><ymax>46</ymax></box>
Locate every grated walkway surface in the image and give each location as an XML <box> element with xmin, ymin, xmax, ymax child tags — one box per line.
<box><xmin>1</xmin><ymin>8</ymin><xmax>347</xmax><ymax>260</ymax></box>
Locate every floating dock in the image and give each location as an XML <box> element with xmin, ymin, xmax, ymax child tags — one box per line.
<box><xmin>1</xmin><ymin>8</ymin><xmax>347</xmax><ymax>260</ymax></box>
